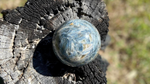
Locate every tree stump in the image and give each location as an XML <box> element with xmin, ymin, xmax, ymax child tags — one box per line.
<box><xmin>0</xmin><ymin>0</ymin><xmax>109</xmax><ymax>84</ymax></box>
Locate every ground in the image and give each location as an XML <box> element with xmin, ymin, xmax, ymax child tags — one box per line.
<box><xmin>0</xmin><ymin>0</ymin><xmax>150</xmax><ymax>84</ymax></box>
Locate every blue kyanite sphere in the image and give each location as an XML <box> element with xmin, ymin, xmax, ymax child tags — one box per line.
<box><xmin>52</xmin><ymin>19</ymin><xmax>101</xmax><ymax>67</ymax></box>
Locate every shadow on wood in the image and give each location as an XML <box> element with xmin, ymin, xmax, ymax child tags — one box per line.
<box><xmin>33</xmin><ymin>31</ymin><xmax>109</xmax><ymax>83</ymax></box>
<box><xmin>0</xmin><ymin>77</ymin><xmax>4</xmax><ymax>84</ymax></box>
<box><xmin>33</xmin><ymin>31</ymin><xmax>86</xmax><ymax>81</ymax></box>
<box><xmin>33</xmin><ymin>32</ymin><xmax>68</xmax><ymax>76</ymax></box>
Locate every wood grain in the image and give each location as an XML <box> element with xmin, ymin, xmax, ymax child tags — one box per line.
<box><xmin>0</xmin><ymin>0</ymin><xmax>109</xmax><ymax>84</ymax></box>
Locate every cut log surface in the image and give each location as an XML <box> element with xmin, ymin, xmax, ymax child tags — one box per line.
<box><xmin>0</xmin><ymin>0</ymin><xmax>109</xmax><ymax>84</ymax></box>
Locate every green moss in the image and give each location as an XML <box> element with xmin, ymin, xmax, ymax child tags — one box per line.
<box><xmin>0</xmin><ymin>14</ymin><xmax>2</xmax><ymax>18</ymax></box>
<box><xmin>105</xmin><ymin>0</ymin><xmax>150</xmax><ymax>83</ymax></box>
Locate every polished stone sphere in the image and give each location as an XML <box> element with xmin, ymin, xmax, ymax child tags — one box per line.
<box><xmin>52</xmin><ymin>19</ymin><xmax>101</xmax><ymax>67</ymax></box>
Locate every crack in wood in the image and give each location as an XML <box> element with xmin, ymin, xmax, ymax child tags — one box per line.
<box><xmin>12</xmin><ymin>30</ymin><xmax>17</xmax><ymax>58</ymax></box>
<box><xmin>15</xmin><ymin>60</ymin><xmax>29</xmax><ymax>84</ymax></box>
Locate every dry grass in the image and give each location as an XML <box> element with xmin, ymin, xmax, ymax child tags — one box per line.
<box><xmin>0</xmin><ymin>0</ymin><xmax>25</xmax><ymax>9</ymax></box>
<box><xmin>102</xmin><ymin>0</ymin><xmax>150</xmax><ymax>84</ymax></box>
<box><xmin>0</xmin><ymin>0</ymin><xmax>27</xmax><ymax>18</ymax></box>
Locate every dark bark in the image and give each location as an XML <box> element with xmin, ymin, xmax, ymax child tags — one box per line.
<box><xmin>0</xmin><ymin>0</ymin><xmax>109</xmax><ymax>84</ymax></box>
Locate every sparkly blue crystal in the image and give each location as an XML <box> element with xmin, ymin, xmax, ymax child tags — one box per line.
<box><xmin>52</xmin><ymin>19</ymin><xmax>101</xmax><ymax>67</ymax></box>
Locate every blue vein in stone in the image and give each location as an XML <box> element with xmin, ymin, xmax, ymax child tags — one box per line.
<box><xmin>52</xmin><ymin>19</ymin><xmax>101</xmax><ymax>67</ymax></box>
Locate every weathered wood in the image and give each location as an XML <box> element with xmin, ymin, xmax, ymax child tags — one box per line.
<box><xmin>0</xmin><ymin>0</ymin><xmax>109</xmax><ymax>84</ymax></box>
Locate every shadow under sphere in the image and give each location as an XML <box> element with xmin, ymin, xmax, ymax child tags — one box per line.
<box><xmin>32</xmin><ymin>32</ymin><xmax>80</xmax><ymax>77</ymax></box>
